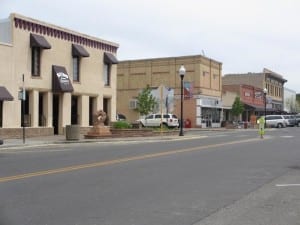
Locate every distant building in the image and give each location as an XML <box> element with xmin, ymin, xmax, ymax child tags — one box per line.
<box><xmin>0</xmin><ymin>13</ymin><xmax>119</xmax><ymax>138</ymax></box>
<box><xmin>223</xmin><ymin>68</ymin><xmax>287</xmax><ymax>113</ymax></box>
<box><xmin>284</xmin><ymin>88</ymin><xmax>297</xmax><ymax>113</ymax></box>
<box><xmin>297</xmin><ymin>94</ymin><xmax>300</xmax><ymax>111</ymax></box>
<box><xmin>117</xmin><ymin>55</ymin><xmax>223</xmax><ymax>128</ymax></box>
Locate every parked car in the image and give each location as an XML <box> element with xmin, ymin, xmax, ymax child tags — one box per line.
<box><xmin>137</xmin><ymin>113</ymin><xmax>179</xmax><ymax>128</ymax></box>
<box><xmin>264</xmin><ymin>115</ymin><xmax>287</xmax><ymax>128</ymax></box>
<box><xmin>116</xmin><ymin>113</ymin><xmax>126</xmax><ymax>121</ymax></box>
<box><xmin>282</xmin><ymin>115</ymin><xmax>297</xmax><ymax>127</ymax></box>
<box><xmin>295</xmin><ymin>114</ymin><xmax>300</xmax><ymax>127</ymax></box>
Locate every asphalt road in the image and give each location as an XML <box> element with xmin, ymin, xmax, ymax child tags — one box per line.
<box><xmin>1</xmin><ymin>128</ymin><xmax>300</xmax><ymax>225</ymax></box>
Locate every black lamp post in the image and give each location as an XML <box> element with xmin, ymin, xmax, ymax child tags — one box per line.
<box><xmin>263</xmin><ymin>88</ymin><xmax>267</xmax><ymax>127</ymax></box>
<box><xmin>179</xmin><ymin>65</ymin><xmax>186</xmax><ymax>136</ymax></box>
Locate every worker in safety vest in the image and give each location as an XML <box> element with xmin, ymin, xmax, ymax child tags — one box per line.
<box><xmin>257</xmin><ymin>116</ymin><xmax>265</xmax><ymax>139</ymax></box>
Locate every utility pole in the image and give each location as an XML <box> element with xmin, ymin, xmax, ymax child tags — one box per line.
<box><xmin>22</xmin><ymin>74</ymin><xmax>25</xmax><ymax>144</ymax></box>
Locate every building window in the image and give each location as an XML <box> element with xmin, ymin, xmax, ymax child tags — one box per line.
<box><xmin>129</xmin><ymin>99</ymin><xmax>138</xmax><ymax>109</ymax></box>
<box><xmin>203</xmin><ymin>71</ymin><xmax>209</xmax><ymax>76</ymax></box>
<box><xmin>73</xmin><ymin>56</ymin><xmax>80</xmax><ymax>82</ymax></box>
<box><xmin>103</xmin><ymin>63</ymin><xmax>110</xmax><ymax>86</ymax></box>
<box><xmin>31</xmin><ymin>47</ymin><xmax>40</xmax><ymax>76</ymax></box>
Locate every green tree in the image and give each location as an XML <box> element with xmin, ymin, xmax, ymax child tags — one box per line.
<box><xmin>136</xmin><ymin>85</ymin><xmax>158</xmax><ymax>116</ymax></box>
<box><xmin>231</xmin><ymin>96</ymin><xmax>244</xmax><ymax>121</ymax></box>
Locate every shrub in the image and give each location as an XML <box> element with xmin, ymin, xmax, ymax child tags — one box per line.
<box><xmin>113</xmin><ymin>121</ymin><xmax>132</xmax><ymax>129</ymax></box>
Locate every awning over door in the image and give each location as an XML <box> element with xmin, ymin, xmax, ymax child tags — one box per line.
<box><xmin>52</xmin><ymin>65</ymin><xmax>74</xmax><ymax>93</ymax></box>
<box><xmin>244</xmin><ymin>103</ymin><xmax>269</xmax><ymax>111</ymax></box>
<box><xmin>104</xmin><ymin>52</ymin><xmax>118</xmax><ymax>64</ymax></box>
<box><xmin>0</xmin><ymin>86</ymin><xmax>13</xmax><ymax>101</ymax></box>
<box><xmin>30</xmin><ymin>33</ymin><xmax>51</xmax><ymax>49</ymax></box>
<box><xmin>72</xmin><ymin>44</ymin><xmax>89</xmax><ymax>57</ymax></box>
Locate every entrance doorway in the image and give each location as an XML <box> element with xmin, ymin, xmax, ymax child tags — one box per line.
<box><xmin>89</xmin><ymin>97</ymin><xmax>95</xmax><ymax>126</ymax></box>
<box><xmin>103</xmin><ymin>98</ymin><xmax>110</xmax><ymax>125</ymax></box>
<box><xmin>71</xmin><ymin>96</ymin><xmax>78</xmax><ymax>125</ymax></box>
<box><xmin>38</xmin><ymin>92</ymin><xmax>46</xmax><ymax>126</ymax></box>
<box><xmin>201</xmin><ymin>107</ymin><xmax>221</xmax><ymax>128</ymax></box>
<box><xmin>52</xmin><ymin>94</ymin><xmax>59</xmax><ymax>134</ymax></box>
<box><xmin>0</xmin><ymin>101</ymin><xmax>2</xmax><ymax>127</ymax></box>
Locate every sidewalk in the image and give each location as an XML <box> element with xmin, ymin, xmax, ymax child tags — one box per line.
<box><xmin>196</xmin><ymin>169</ymin><xmax>300</xmax><ymax>225</ymax></box>
<box><xmin>0</xmin><ymin>132</ymin><xmax>192</xmax><ymax>149</ymax></box>
<box><xmin>0</xmin><ymin>127</ymin><xmax>252</xmax><ymax>149</ymax></box>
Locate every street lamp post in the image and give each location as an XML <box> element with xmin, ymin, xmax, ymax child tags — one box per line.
<box><xmin>179</xmin><ymin>65</ymin><xmax>186</xmax><ymax>136</ymax></box>
<box><xmin>263</xmin><ymin>88</ymin><xmax>267</xmax><ymax>128</ymax></box>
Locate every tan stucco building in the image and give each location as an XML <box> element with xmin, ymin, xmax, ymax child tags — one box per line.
<box><xmin>117</xmin><ymin>55</ymin><xmax>223</xmax><ymax>128</ymax></box>
<box><xmin>0</xmin><ymin>13</ymin><xmax>118</xmax><ymax>138</ymax></box>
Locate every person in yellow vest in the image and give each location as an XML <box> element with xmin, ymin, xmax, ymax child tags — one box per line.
<box><xmin>257</xmin><ymin>116</ymin><xmax>265</xmax><ymax>139</ymax></box>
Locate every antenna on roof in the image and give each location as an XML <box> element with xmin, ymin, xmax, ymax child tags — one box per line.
<box><xmin>202</xmin><ymin>50</ymin><xmax>205</xmax><ymax>56</ymax></box>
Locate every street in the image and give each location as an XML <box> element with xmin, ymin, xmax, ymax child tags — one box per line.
<box><xmin>1</xmin><ymin>128</ymin><xmax>300</xmax><ymax>225</ymax></box>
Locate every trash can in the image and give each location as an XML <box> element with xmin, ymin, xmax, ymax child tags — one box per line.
<box><xmin>184</xmin><ymin>119</ymin><xmax>192</xmax><ymax>128</ymax></box>
<box><xmin>65</xmin><ymin>125</ymin><xmax>80</xmax><ymax>140</ymax></box>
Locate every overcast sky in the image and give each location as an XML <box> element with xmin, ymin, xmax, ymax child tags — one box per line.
<box><xmin>1</xmin><ymin>0</ymin><xmax>300</xmax><ymax>92</ymax></box>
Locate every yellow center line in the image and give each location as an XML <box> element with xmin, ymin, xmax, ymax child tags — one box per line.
<box><xmin>0</xmin><ymin>138</ymin><xmax>261</xmax><ymax>183</ymax></box>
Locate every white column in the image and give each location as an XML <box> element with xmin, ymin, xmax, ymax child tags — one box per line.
<box><xmin>96</xmin><ymin>95</ymin><xmax>103</xmax><ymax>111</ymax></box>
<box><xmin>80</xmin><ymin>95</ymin><xmax>89</xmax><ymax>126</ymax></box>
<box><xmin>45</xmin><ymin>92</ymin><xmax>53</xmax><ymax>127</ymax></box>
<box><xmin>30</xmin><ymin>90</ymin><xmax>39</xmax><ymax>127</ymax></box>
<box><xmin>61</xmin><ymin>92</ymin><xmax>71</xmax><ymax>131</ymax></box>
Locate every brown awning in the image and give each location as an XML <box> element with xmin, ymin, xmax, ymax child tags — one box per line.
<box><xmin>244</xmin><ymin>103</ymin><xmax>270</xmax><ymax>111</ymax></box>
<box><xmin>30</xmin><ymin>33</ymin><xmax>51</xmax><ymax>49</ymax></box>
<box><xmin>104</xmin><ymin>52</ymin><xmax>118</xmax><ymax>64</ymax></box>
<box><xmin>0</xmin><ymin>86</ymin><xmax>13</xmax><ymax>101</ymax></box>
<box><xmin>52</xmin><ymin>65</ymin><xmax>74</xmax><ymax>93</ymax></box>
<box><xmin>72</xmin><ymin>44</ymin><xmax>89</xmax><ymax>57</ymax></box>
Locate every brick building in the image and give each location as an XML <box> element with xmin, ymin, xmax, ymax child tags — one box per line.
<box><xmin>223</xmin><ymin>68</ymin><xmax>287</xmax><ymax>113</ymax></box>
<box><xmin>0</xmin><ymin>13</ymin><xmax>118</xmax><ymax>138</ymax></box>
<box><xmin>222</xmin><ymin>84</ymin><xmax>265</xmax><ymax>122</ymax></box>
<box><xmin>117</xmin><ymin>55</ymin><xmax>223</xmax><ymax>128</ymax></box>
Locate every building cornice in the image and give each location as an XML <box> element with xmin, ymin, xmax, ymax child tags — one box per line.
<box><xmin>12</xmin><ymin>13</ymin><xmax>119</xmax><ymax>53</ymax></box>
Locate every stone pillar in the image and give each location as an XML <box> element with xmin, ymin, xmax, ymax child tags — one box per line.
<box><xmin>80</xmin><ymin>95</ymin><xmax>89</xmax><ymax>126</ymax></box>
<box><xmin>45</xmin><ymin>92</ymin><xmax>53</xmax><ymax>127</ymax></box>
<box><xmin>30</xmin><ymin>90</ymin><xmax>39</xmax><ymax>127</ymax></box>
<box><xmin>61</xmin><ymin>92</ymin><xmax>71</xmax><ymax>134</ymax></box>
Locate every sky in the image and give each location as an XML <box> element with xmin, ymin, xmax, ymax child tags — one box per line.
<box><xmin>1</xmin><ymin>0</ymin><xmax>300</xmax><ymax>92</ymax></box>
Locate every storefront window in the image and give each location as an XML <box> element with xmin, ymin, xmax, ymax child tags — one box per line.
<box><xmin>202</xmin><ymin>107</ymin><xmax>221</xmax><ymax>124</ymax></box>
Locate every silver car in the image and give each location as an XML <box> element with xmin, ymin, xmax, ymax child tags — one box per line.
<box><xmin>265</xmin><ymin>115</ymin><xmax>287</xmax><ymax>128</ymax></box>
<box><xmin>282</xmin><ymin>115</ymin><xmax>297</xmax><ymax>127</ymax></box>
<box><xmin>295</xmin><ymin>114</ymin><xmax>300</xmax><ymax>127</ymax></box>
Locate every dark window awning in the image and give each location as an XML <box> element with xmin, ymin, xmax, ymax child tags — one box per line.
<box><xmin>104</xmin><ymin>52</ymin><xmax>118</xmax><ymax>64</ymax></box>
<box><xmin>72</xmin><ymin>44</ymin><xmax>89</xmax><ymax>57</ymax></box>
<box><xmin>52</xmin><ymin>65</ymin><xmax>74</xmax><ymax>93</ymax></box>
<box><xmin>0</xmin><ymin>86</ymin><xmax>13</xmax><ymax>101</ymax></box>
<box><xmin>244</xmin><ymin>103</ymin><xmax>267</xmax><ymax>111</ymax></box>
<box><xmin>30</xmin><ymin>33</ymin><xmax>51</xmax><ymax>49</ymax></box>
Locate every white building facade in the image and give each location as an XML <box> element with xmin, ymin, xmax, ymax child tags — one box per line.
<box><xmin>284</xmin><ymin>87</ymin><xmax>297</xmax><ymax>113</ymax></box>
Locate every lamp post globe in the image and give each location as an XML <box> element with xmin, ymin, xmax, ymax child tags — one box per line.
<box><xmin>179</xmin><ymin>65</ymin><xmax>186</xmax><ymax>79</ymax></box>
<box><xmin>263</xmin><ymin>88</ymin><xmax>267</xmax><ymax>94</ymax></box>
<box><xmin>179</xmin><ymin>65</ymin><xmax>186</xmax><ymax>136</ymax></box>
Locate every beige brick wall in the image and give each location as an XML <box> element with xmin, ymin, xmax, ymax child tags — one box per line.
<box><xmin>0</xmin><ymin>13</ymin><xmax>119</xmax><ymax>137</ymax></box>
<box><xmin>117</xmin><ymin>55</ymin><xmax>222</xmax><ymax>126</ymax></box>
